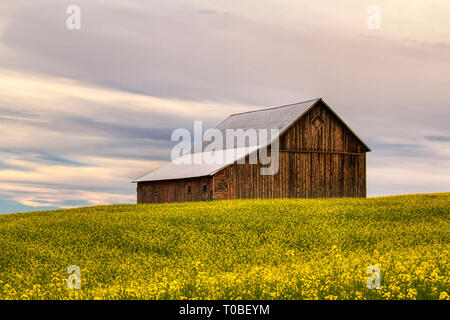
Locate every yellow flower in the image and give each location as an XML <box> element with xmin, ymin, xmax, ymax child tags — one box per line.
<box><xmin>439</xmin><ymin>292</ymin><xmax>450</xmax><ymax>300</ymax></box>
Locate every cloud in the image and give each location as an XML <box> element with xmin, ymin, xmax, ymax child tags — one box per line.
<box><xmin>0</xmin><ymin>69</ymin><xmax>253</xmax><ymax>158</ymax></box>
<box><xmin>195</xmin><ymin>9</ymin><xmax>226</xmax><ymax>15</ymax></box>
<box><xmin>368</xmin><ymin>157</ymin><xmax>450</xmax><ymax>196</ymax></box>
<box><xmin>0</xmin><ymin>153</ymin><xmax>159</xmax><ymax>210</ymax></box>
<box><xmin>2</xmin><ymin>0</ymin><xmax>448</xmax><ymax>107</ymax></box>
<box><xmin>0</xmin><ymin>197</ymin><xmax>59</xmax><ymax>215</ymax></box>
<box><xmin>425</xmin><ymin>135</ymin><xmax>450</xmax><ymax>142</ymax></box>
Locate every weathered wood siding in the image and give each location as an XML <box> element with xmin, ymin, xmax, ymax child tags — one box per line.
<box><xmin>137</xmin><ymin>176</ymin><xmax>212</xmax><ymax>204</ymax></box>
<box><xmin>279</xmin><ymin>100</ymin><xmax>368</xmax><ymax>153</ymax></box>
<box><xmin>218</xmin><ymin>152</ymin><xmax>366</xmax><ymax>199</ymax></box>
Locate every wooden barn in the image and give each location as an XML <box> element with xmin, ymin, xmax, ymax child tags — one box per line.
<box><xmin>134</xmin><ymin>98</ymin><xmax>370</xmax><ymax>203</ymax></box>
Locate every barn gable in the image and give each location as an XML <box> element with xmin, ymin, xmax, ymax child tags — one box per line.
<box><xmin>279</xmin><ymin>99</ymin><xmax>371</xmax><ymax>153</ymax></box>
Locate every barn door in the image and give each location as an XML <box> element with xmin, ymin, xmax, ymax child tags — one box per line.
<box><xmin>213</xmin><ymin>170</ymin><xmax>231</xmax><ymax>200</ymax></box>
<box><xmin>201</xmin><ymin>181</ymin><xmax>210</xmax><ymax>201</ymax></box>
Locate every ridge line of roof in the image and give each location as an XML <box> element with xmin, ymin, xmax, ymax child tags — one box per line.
<box><xmin>227</xmin><ymin>98</ymin><xmax>321</xmax><ymax>117</ymax></box>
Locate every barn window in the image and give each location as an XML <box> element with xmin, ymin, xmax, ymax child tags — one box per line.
<box><xmin>202</xmin><ymin>184</ymin><xmax>207</xmax><ymax>193</ymax></box>
<box><xmin>154</xmin><ymin>187</ymin><xmax>159</xmax><ymax>196</ymax></box>
<box><xmin>312</xmin><ymin>115</ymin><xmax>324</xmax><ymax>129</ymax></box>
<box><xmin>215</xmin><ymin>179</ymin><xmax>228</xmax><ymax>192</ymax></box>
<box><xmin>187</xmin><ymin>186</ymin><xmax>191</xmax><ymax>194</ymax></box>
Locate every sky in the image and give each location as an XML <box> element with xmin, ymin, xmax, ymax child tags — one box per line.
<box><xmin>0</xmin><ymin>0</ymin><xmax>449</xmax><ymax>214</ymax></box>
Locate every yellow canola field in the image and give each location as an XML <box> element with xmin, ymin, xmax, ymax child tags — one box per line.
<box><xmin>0</xmin><ymin>193</ymin><xmax>448</xmax><ymax>300</ymax></box>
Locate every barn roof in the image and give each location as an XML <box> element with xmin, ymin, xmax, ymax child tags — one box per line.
<box><xmin>133</xmin><ymin>146</ymin><xmax>261</xmax><ymax>182</ymax></box>
<box><xmin>134</xmin><ymin>98</ymin><xmax>370</xmax><ymax>182</ymax></box>
<box><xmin>215</xmin><ymin>98</ymin><xmax>319</xmax><ymax>141</ymax></box>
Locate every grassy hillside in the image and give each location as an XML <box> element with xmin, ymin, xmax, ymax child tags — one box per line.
<box><xmin>0</xmin><ymin>193</ymin><xmax>448</xmax><ymax>300</ymax></box>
